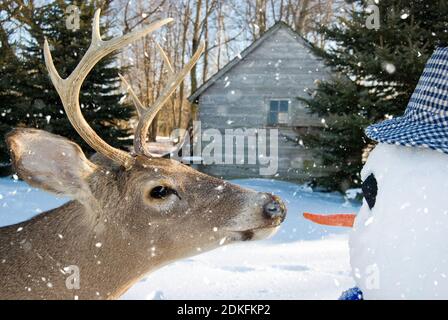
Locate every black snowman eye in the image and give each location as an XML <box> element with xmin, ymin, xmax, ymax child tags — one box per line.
<box><xmin>362</xmin><ymin>173</ymin><xmax>377</xmax><ymax>210</ymax></box>
<box><xmin>149</xmin><ymin>186</ymin><xmax>181</xmax><ymax>200</ymax></box>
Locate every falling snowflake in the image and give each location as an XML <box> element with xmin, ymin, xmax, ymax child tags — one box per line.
<box><xmin>382</xmin><ymin>62</ymin><xmax>396</xmax><ymax>74</ymax></box>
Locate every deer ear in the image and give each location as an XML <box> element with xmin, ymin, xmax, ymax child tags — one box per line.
<box><xmin>6</xmin><ymin>128</ymin><xmax>97</xmax><ymax>198</ymax></box>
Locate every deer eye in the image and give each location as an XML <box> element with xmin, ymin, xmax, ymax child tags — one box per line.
<box><xmin>149</xmin><ymin>186</ymin><xmax>181</xmax><ymax>200</ymax></box>
<box><xmin>362</xmin><ymin>173</ymin><xmax>377</xmax><ymax>210</ymax></box>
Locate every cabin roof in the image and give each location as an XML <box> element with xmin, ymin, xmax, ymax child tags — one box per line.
<box><xmin>188</xmin><ymin>21</ymin><xmax>316</xmax><ymax>103</ymax></box>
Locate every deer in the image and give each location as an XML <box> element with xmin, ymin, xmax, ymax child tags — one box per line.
<box><xmin>0</xmin><ymin>10</ymin><xmax>286</xmax><ymax>300</ymax></box>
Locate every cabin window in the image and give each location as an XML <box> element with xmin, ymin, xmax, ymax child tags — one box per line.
<box><xmin>268</xmin><ymin>100</ymin><xmax>289</xmax><ymax>125</ymax></box>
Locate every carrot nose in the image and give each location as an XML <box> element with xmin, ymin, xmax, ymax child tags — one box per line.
<box><xmin>303</xmin><ymin>212</ymin><xmax>356</xmax><ymax>227</ymax></box>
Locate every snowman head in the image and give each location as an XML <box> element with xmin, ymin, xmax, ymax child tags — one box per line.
<box><xmin>305</xmin><ymin>47</ymin><xmax>448</xmax><ymax>299</ymax></box>
<box><xmin>351</xmin><ymin>143</ymin><xmax>448</xmax><ymax>299</ymax></box>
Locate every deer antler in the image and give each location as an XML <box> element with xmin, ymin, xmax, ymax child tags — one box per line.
<box><xmin>155</xmin><ymin>42</ymin><xmax>174</xmax><ymax>77</ymax></box>
<box><xmin>43</xmin><ymin>9</ymin><xmax>173</xmax><ymax>168</ymax></box>
<box><xmin>120</xmin><ymin>41</ymin><xmax>205</xmax><ymax>157</ymax></box>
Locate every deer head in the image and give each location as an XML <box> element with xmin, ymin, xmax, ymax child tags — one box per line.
<box><xmin>2</xmin><ymin>10</ymin><xmax>286</xmax><ymax>299</ymax></box>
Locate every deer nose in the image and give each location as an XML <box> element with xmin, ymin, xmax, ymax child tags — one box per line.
<box><xmin>263</xmin><ymin>195</ymin><xmax>286</xmax><ymax>221</ymax></box>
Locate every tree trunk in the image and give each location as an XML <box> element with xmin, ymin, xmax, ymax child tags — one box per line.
<box><xmin>190</xmin><ymin>0</ymin><xmax>203</xmax><ymax>122</ymax></box>
<box><xmin>202</xmin><ymin>0</ymin><xmax>210</xmax><ymax>82</ymax></box>
<box><xmin>296</xmin><ymin>0</ymin><xmax>311</xmax><ymax>34</ymax></box>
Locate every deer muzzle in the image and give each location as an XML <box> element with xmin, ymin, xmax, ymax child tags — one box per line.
<box><xmin>263</xmin><ymin>194</ymin><xmax>286</xmax><ymax>222</ymax></box>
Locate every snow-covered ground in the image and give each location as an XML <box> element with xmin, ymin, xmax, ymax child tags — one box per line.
<box><xmin>0</xmin><ymin>177</ymin><xmax>360</xmax><ymax>300</ymax></box>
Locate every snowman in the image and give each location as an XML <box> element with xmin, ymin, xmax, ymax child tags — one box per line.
<box><xmin>304</xmin><ymin>47</ymin><xmax>448</xmax><ymax>299</ymax></box>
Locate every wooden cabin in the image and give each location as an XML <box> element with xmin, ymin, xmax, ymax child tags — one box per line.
<box><xmin>188</xmin><ymin>22</ymin><xmax>331</xmax><ymax>181</ymax></box>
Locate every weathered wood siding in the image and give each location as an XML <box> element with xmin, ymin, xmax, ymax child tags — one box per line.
<box><xmin>196</xmin><ymin>25</ymin><xmax>330</xmax><ymax>181</ymax></box>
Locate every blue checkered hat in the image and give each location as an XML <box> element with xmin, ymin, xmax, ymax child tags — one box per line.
<box><xmin>366</xmin><ymin>47</ymin><xmax>448</xmax><ymax>154</ymax></box>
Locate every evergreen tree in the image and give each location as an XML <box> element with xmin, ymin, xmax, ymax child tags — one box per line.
<box><xmin>300</xmin><ymin>0</ymin><xmax>448</xmax><ymax>191</ymax></box>
<box><xmin>2</xmin><ymin>0</ymin><xmax>131</xmax><ymax>162</ymax></box>
<box><xmin>0</xmin><ymin>23</ymin><xmax>29</xmax><ymax>163</ymax></box>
